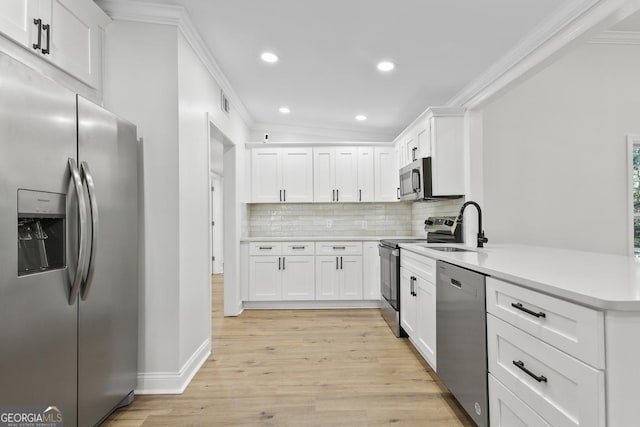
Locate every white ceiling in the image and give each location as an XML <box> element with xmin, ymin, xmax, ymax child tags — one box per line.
<box><xmin>611</xmin><ymin>10</ymin><xmax>640</xmax><ymax>31</ymax></box>
<box><xmin>127</xmin><ymin>0</ymin><xmax>572</xmax><ymax>138</ymax></box>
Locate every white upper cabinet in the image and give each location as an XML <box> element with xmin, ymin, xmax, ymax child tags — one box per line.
<box><xmin>356</xmin><ymin>147</ymin><xmax>374</xmax><ymax>202</ymax></box>
<box><xmin>0</xmin><ymin>0</ymin><xmax>109</xmax><ymax>88</ymax></box>
<box><xmin>281</xmin><ymin>148</ymin><xmax>314</xmax><ymax>202</ymax></box>
<box><xmin>0</xmin><ymin>1</ymin><xmax>36</xmax><ymax>47</ymax></box>
<box><xmin>252</xmin><ymin>147</ymin><xmax>313</xmax><ymax>203</ymax></box>
<box><xmin>314</xmin><ymin>147</ymin><xmax>358</xmax><ymax>202</ymax></box>
<box><xmin>374</xmin><ymin>147</ymin><xmax>397</xmax><ymax>201</ymax></box>
<box><xmin>393</xmin><ymin>107</ymin><xmax>465</xmax><ymax>196</ymax></box>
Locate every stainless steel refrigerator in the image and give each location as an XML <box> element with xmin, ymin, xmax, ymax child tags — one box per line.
<box><xmin>0</xmin><ymin>51</ymin><xmax>138</xmax><ymax>426</ymax></box>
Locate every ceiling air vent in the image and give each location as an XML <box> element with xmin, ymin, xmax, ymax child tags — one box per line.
<box><xmin>220</xmin><ymin>90</ymin><xmax>230</xmax><ymax>114</ymax></box>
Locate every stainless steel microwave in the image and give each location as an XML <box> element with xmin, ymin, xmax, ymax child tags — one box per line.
<box><xmin>399</xmin><ymin>157</ymin><xmax>461</xmax><ymax>200</ymax></box>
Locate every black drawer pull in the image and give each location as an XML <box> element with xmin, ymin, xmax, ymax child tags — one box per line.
<box><xmin>332</xmin><ymin>246</ymin><xmax>346</xmax><ymax>250</ymax></box>
<box><xmin>292</xmin><ymin>246</ymin><xmax>305</xmax><ymax>250</ymax></box>
<box><xmin>450</xmin><ymin>278</ymin><xmax>462</xmax><ymax>288</ymax></box>
<box><xmin>511</xmin><ymin>302</ymin><xmax>546</xmax><ymax>318</ymax></box>
<box><xmin>513</xmin><ymin>360</ymin><xmax>547</xmax><ymax>383</ymax></box>
<box><xmin>258</xmin><ymin>246</ymin><xmax>273</xmax><ymax>250</ymax></box>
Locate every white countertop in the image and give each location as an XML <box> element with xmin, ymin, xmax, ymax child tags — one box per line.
<box><xmin>399</xmin><ymin>243</ymin><xmax>640</xmax><ymax>311</ymax></box>
<box><xmin>241</xmin><ymin>236</ymin><xmax>422</xmax><ymax>242</ymax></box>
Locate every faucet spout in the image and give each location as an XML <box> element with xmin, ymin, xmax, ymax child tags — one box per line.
<box><xmin>457</xmin><ymin>201</ymin><xmax>488</xmax><ymax>248</ymax></box>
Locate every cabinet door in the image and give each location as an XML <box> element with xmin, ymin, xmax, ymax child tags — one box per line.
<box><xmin>431</xmin><ymin>116</ymin><xmax>464</xmax><ymax>196</ymax></box>
<box><xmin>416</xmin><ymin>276</ymin><xmax>437</xmax><ymax>370</ymax></box>
<box><xmin>0</xmin><ymin>0</ymin><xmax>36</xmax><ymax>47</ymax></box>
<box><xmin>334</xmin><ymin>147</ymin><xmax>358</xmax><ymax>202</ymax></box>
<box><xmin>252</xmin><ymin>148</ymin><xmax>282</xmax><ymax>202</ymax></box>
<box><xmin>374</xmin><ymin>147</ymin><xmax>397</xmax><ymax>201</ymax></box>
<box><xmin>249</xmin><ymin>256</ymin><xmax>281</xmax><ymax>301</ymax></box>
<box><xmin>340</xmin><ymin>255</ymin><xmax>363</xmax><ymax>299</ymax></box>
<box><xmin>416</xmin><ymin>117</ymin><xmax>432</xmax><ymax>159</ymax></box>
<box><xmin>362</xmin><ymin>242</ymin><xmax>380</xmax><ymax>300</ymax></box>
<box><xmin>46</xmin><ymin>0</ymin><xmax>105</xmax><ymax>88</ymax></box>
<box><xmin>315</xmin><ymin>255</ymin><xmax>340</xmax><ymax>299</ymax></box>
<box><xmin>282</xmin><ymin>148</ymin><xmax>313</xmax><ymax>202</ymax></box>
<box><xmin>313</xmin><ymin>148</ymin><xmax>335</xmax><ymax>202</ymax></box>
<box><xmin>281</xmin><ymin>256</ymin><xmax>314</xmax><ymax>301</ymax></box>
<box><xmin>400</xmin><ymin>267</ymin><xmax>417</xmax><ymax>336</ymax></box>
<box><xmin>356</xmin><ymin>147</ymin><xmax>374</xmax><ymax>202</ymax></box>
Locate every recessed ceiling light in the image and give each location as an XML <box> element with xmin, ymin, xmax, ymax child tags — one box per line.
<box><xmin>377</xmin><ymin>61</ymin><xmax>395</xmax><ymax>72</ymax></box>
<box><xmin>279</xmin><ymin>107</ymin><xmax>291</xmax><ymax>114</ymax></box>
<box><xmin>355</xmin><ymin>115</ymin><xmax>367</xmax><ymax>121</ymax></box>
<box><xmin>261</xmin><ymin>52</ymin><xmax>279</xmax><ymax>63</ymax></box>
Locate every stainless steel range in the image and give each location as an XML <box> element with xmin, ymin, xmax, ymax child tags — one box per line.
<box><xmin>379</xmin><ymin>215</ymin><xmax>462</xmax><ymax>336</ymax></box>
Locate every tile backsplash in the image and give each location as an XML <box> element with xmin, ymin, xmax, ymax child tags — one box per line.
<box><xmin>248</xmin><ymin>203</ymin><xmax>413</xmax><ymax>237</ymax></box>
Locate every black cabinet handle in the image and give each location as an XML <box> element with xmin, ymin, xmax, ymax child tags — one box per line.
<box><xmin>340</xmin><ymin>256</ymin><xmax>343</xmax><ymax>270</ymax></box>
<box><xmin>397</xmin><ymin>187</ymin><xmax>400</xmax><ymax>200</ymax></box>
<box><xmin>511</xmin><ymin>302</ymin><xmax>546</xmax><ymax>318</ymax></box>
<box><xmin>332</xmin><ymin>189</ymin><xmax>335</xmax><ymax>201</ymax></box>
<box><xmin>336</xmin><ymin>189</ymin><xmax>339</xmax><ymax>201</ymax></box>
<box><xmin>336</xmin><ymin>256</ymin><xmax>339</xmax><ymax>270</ymax></box>
<box><xmin>450</xmin><ymin>278</ymin><xmax>462</xmax><ymax>288</ymax></box>
<box><xmin>283</xmin><ymin>189</ymin><xmax>286</xmax><ymax>202</ymax></box>
<box><xmin>513</xmin><ymin>360</ymin><xmax>547</xmax><ymax>383</ymax></box>
<box><xmin>279</xmin><ymin>189</ymin><xmax>282</xmax><ymax>202</ymax></box>
<box><xmin>42</xmin><ymin>23</ymin><xmax>50</xmax><ymax>55</ymax></box>
<box><xmin>292</xmin><ymin>246</ymin><xmax>305</xmax><ymax>250</ymax></box>
<box><xmin>259</xmin><ymin>246</ymin><xmax>273</xmax><ymax>250</ymax></box>
<box><xmin>332</xmin><ymin>246</ymin><xmax>346</xmax><ymax>250</ymax></box>
<box><xmin>33</xmin><ymin>19</ymin><xmax>42</xmax><ymax>50</ymax></box>
<box><xmin>282</xmin><ymin>257</ymin><xmax>285</xmax><ymax>270</ymax></box>
<box><xmin>278</xmin><ymin>257</ymin><xmax>281</xmax><ymax>270</ymax></box>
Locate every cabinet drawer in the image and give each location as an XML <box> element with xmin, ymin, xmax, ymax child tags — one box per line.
<box><xmin>400</xmin><ymin>249</ymin><xmax>436</xmax><ymax>283</ymax></box>
<box><xmin>249</xmin><ymin>242</ymin><xmax>282</xmax><ymax>255</ymax></box>
<box><xmin>486</xmin><ymin>277</ymin><xmax>604</xmax><ymax>368</ymax></box>
<box><xmin>315</xmin><ymin>241</ymin><xmax>362</xmax><ymax>255</ymax></box>
<box><xmin>487</xmin><ymin>315</ymin><xmax>605</xmax><ymax>427</ymax></box>
<box><xmin>282</xmin><ymin>241</ymin><xmax>315</xmax><ymax>255</ymax></box>
<box><xmin>489</xmin><ymin>375</ymin><xmax>551</xmax><ymax>427</ymax></box>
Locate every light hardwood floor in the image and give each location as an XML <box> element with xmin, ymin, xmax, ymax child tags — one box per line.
<box><xmin>104</xmin><ymin>275</ymin><xmax>473</xmax><ymax>426</ymax></box>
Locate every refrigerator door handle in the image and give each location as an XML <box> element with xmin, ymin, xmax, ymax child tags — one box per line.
<box><xmin>80</xmin><ymin>161</ymin><xmax>99</xmax><ymax>301</ymax></box>
<box><xmin>68</xmin><ymin>158</ymin><xmax>89</xmax><ymax>305</ymax></box>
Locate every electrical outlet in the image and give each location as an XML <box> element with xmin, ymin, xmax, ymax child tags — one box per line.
<box><xmin>326</xmin><ymin>220</ymin><xmax>332</xmax><ymax>228</ymax></box>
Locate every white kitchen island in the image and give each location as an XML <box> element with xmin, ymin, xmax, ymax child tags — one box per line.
<box><xmin>399</xmin><ymin>243</ymin><xmax>640</xmax><ymax>427</ymax></box>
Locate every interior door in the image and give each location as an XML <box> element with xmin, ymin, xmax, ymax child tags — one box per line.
<box><xmin>0</xmin><ymin>51</ymin><xmax>78</xmax><ymax>425</ymax></box>
<box><xmin>77</xmin><ymin>96</ymin><xmax>138</xmax><ymax>426</ymax></box>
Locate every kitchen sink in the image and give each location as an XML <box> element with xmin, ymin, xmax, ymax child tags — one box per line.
<box><xmin>428</xmin><ymin>246</ymin><xmax>476</xmax><ymax>253</ymax></box>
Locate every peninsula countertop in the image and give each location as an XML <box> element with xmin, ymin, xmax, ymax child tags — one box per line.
<box><xmin>399</xmin><ymin>243</ymin><xmax>640</xmax><ymax>311</ymax></box>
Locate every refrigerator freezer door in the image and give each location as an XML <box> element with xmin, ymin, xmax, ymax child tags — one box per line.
<box><xmin>77</xmin><ymin>96</ymin><xmax>138</xmax><ymax>426</ymax></box>
<box><xmin>0</xmin><ymin>53</ymin><xmax>79</xmax><ymax>424</ymax></box>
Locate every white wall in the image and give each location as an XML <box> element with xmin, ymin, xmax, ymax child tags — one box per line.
<box><xmin>103</xmin><ymin>20</ymin><xmax>250</xmax><ymax>393</ymax></box>
<box><xmin>102</xmin><ymin>21</ymin><xmax>181</xmax><ymax>375</ymax></box>
<box><xmin>480</xmin><ymin>43</ymin><xmax>640</xmax><ymax>255</ymax></box>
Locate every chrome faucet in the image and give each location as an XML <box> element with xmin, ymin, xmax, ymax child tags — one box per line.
<box><xmin>456</xmin><ymin>201</ymin><xmax>488</xmax><ymax>248</ymax></box>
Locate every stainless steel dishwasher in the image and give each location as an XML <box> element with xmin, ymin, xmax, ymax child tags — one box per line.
<box><xmin>436</xmin><ymin>261</ymin><xmax>488</xmax><ymax>427</ymax></box>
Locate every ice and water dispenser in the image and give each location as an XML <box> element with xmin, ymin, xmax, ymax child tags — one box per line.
<box><xmin>17</xmin><ymin>190</ymin><xmax>66</xmax><ymax>275</ymax></box>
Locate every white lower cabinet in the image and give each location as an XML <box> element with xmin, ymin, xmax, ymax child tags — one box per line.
<box><xmin>487</xmin><ymin>314</ymin><xmax>605</xmax><ymax>427</ymax></box>
<box><xmin>315</xmin><ymin>255</ymin><xmax>362</xmax><ymax>300</ymax></box>
<box><xmin>400</xmin><ymin>250</ymin><xmax>437</xmax><ymax>370</ymax></box>
<box><xmin>249</xmin><ymin>256</ymin><xmax>281</xmax><ymax>301</ymax></box>
<box><xmin>363</xmin><ymin>241</ymin><xmax>381</xmax><ymax>300</ymax></box>
<box><xmin>489</xmin><ymin>375</ymin><xmax>551</xmax><ymax>427</ymax></box>
<box><xmin>281</xmin><ymin>256</ymin><xmax>315</xmax><ymax>300</ymax></box>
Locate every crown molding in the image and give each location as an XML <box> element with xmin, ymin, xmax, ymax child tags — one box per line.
<box><xmin>447</xmin><ymin>0</ymin><xmax>640</xmax><ymax>109</ymax></box>
<box><xmin>249</xmin><ymin>122</ymin><xmax>396</xmax><ymax>143</ymax></box>
<box><xmin>96</xmin><ymin>0</ymin><xmax>254</xmax><ymax>128</ymax></box>
<box><xmin>589</xmin><ymin>30</ymin><xmax>640</xmax><ymax>44</ymax></box>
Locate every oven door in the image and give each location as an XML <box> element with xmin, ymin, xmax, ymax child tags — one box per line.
<box><xmin>379</xmin><ymin>243</ymin><xmax>399</xmax><ymax>310</ymax></box>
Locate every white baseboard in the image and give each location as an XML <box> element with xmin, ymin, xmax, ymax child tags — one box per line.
<box><xmin>135</xmin><ymin>338</ymin><xmax>211</xmax><ymax>395</ymax></box>
<box><xmin>243</xmin><ymin>300</ymin><xmax>381</xmax><ymax>310</ymax></box>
